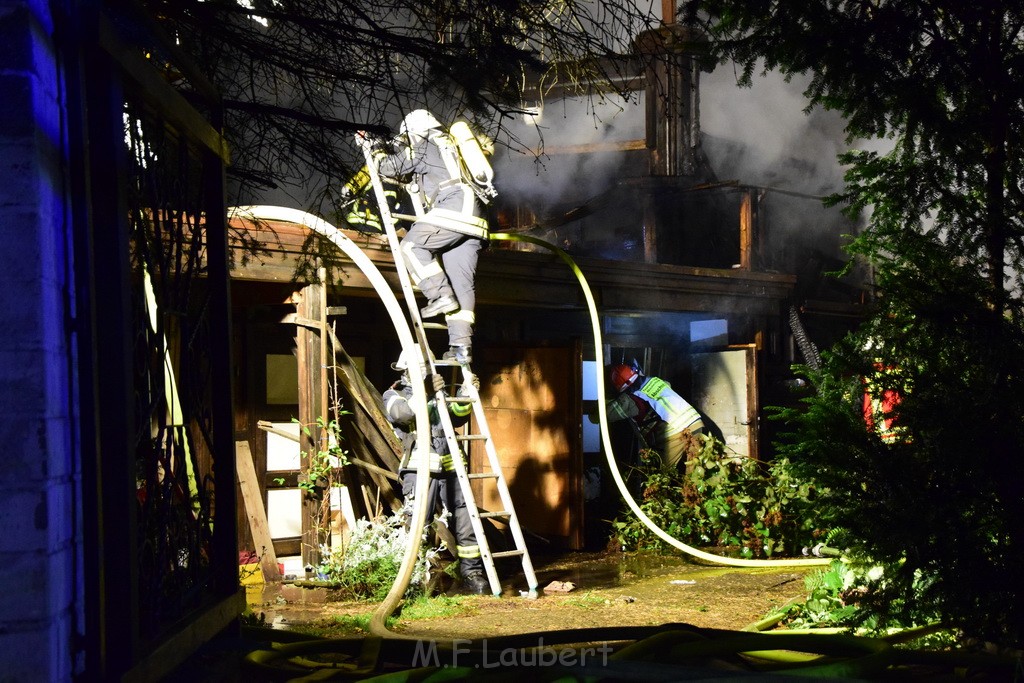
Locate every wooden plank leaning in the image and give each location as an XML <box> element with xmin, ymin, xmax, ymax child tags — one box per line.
<box><xmin>235</xmin><ymin>440</ymin><xmax>282</xmax><ymax>582</ymax></box>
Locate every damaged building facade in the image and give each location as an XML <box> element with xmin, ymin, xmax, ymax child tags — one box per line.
<box><xmin>226</xmin><ymin>17</ymin><xmax>869</xmax><ymax>565</ymax></box>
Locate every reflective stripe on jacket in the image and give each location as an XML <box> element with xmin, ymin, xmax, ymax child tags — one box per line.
<box><xmin>383</xmin><ymin>382</ymin><xmax>472</xmax><ymax>473</ymax></box>
<box><xmin>375</xmin><ymin>133</ymin><xmax>488</xmax><ymax>239</ymax></box>
<box><xmin>636</xmin><ymin>376</ymin><xmax>701</xmax><ymax>436</ymax></box>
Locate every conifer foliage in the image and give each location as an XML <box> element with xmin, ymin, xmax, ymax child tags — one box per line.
<box><xmin>697</xmin><ymin>0</ymin><xmax>1024</xmax><ymax>645</ymax></box>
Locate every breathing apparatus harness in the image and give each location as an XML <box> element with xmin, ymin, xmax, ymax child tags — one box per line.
<box><xmin>422</xmin><ymin>122</ymin><xmax>497</xmax><ymax>205</ymax></box>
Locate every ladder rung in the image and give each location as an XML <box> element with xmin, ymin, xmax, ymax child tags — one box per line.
<box><xmin>444</xmin><ymin>396</ymin><xmax>478</xmax><ymax>404</ymax></box>
<box><xmin>467</xmin><ymin>472</ymin><xmax>499</xmax><ymax>480</ymax></box>
<box><xmin>392</xmin><ymin>212</ymin><xmax>419</xmax><ymax>221</ymax></box>
<box><xmin>434</xmin><ymin>358</ymin><xmax>462</xmax><ymax>367</ymax></box>
<box><xmin>421</xmin><ymin>322</ymin><xmax>446</xmax><ymax>330</ymax></box>
<box><xmin>456</xmin><ymin>434</ymin><xmax>487</xmax><ymax>442</ymax></box>
<box><xmin>491</xmin><ymin>549</ymin><xmax>525</xmax><ymax>559</ymax></box>
<box><xmin>480</xmin><ymin>510</ymin><xmax>510</xmax><ymax>519</ymax></box>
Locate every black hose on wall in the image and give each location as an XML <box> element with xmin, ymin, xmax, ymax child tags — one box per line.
<box><xmin>788</xmin><ymin>305</ymin><xmax>821</xmax><ymax>371</ymax></box>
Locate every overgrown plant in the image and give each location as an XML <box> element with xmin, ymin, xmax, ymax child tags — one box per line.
<box><xmin>612</xmin><ymin>436</ymin><xmax>819</xmax><ymax>558</ymax></box>
<box><xmin>294</xmin><ymin>338</ymin><xmax>357</xmax><ymax>562</ymax></box>
<box><xmin>771</xmin><ymin>284</ymin><xmax>1024</xmax><ymax>647</ymax></box>
<box><xmin>768</xmin><ymin>560</ymin><xmax>953</xmax><ymax>649</ymax></box>
<box><xmin>317</xmin><ymin>512</ymin><xmax>434</xmax><ymax>602</ymax></box>
<box><xmin>295</xmin><ymin>414</ymin><xmax>350</xmax><ymax>498</ymax></box>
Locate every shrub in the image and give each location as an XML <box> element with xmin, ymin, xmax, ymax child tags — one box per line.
<box><xmin>612</xmin><ymin>435</ymin><xmax>820</xmax><ymax>558</ymax></box>
<box><xmin>318</xmin><ymin>512</ymin><xmax>434</xmax><ymax>601</ymax></box>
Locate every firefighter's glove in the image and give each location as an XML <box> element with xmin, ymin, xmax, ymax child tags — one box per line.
<box><xmin>460</xmin><ymin>375</ymin><xmax>480</xmax><ymax>396</ymax></box>
<box><xmin>429</xmin><ymin>373</ymin><xmax>445</xmax><ymax>394</ymax></box>
<box><xmin>366</xmin><ymin>136</ymin><xmax>398</xmax><ymax>157</ymax></box>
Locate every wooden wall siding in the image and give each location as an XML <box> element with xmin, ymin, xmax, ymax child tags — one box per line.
<box><xmin>227</xmin><ymin>218</ymin><xmax>796</xmax><ymax>316</ymax></box>
<box><xmin>472</xmin><ymin>345</ymin><xmax>583</xmax><ymax>549</ymax></box>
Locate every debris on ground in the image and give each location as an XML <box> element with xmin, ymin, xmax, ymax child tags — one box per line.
<box><xmin>544</xmin><ymin>580</ymin><xmax>576</xmax><ymax>593</ymax></box>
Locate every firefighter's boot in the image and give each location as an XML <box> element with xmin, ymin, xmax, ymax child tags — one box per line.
<box><xmin>420</xmin><ymin>295</ymin><xmax>459</xmax><ymax>319</ymax></box>
<box><xmin>443</xmin><ymin>345</ymin><xmax>472</xmax><ymax>365</ymax></box>
<box><xmin>461</xmin><ymin>570</ymin><xmax>489</xmax><ymax>595</ymax></box>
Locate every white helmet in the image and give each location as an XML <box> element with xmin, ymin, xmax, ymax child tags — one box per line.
<box><xmin>391</xmin><ymin>349</ymin><xmax>411</xmax><ymax>372</ymax></box>
<box><xmin>400</xmin><ymin>109</ymin><xmax>442</xmax><ymax>139</ymax></box>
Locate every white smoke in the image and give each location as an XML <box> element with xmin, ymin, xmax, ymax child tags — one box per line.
<box><xmin>494</xmin><ymin>93</ymin><xmax>643</xmax><ymax>210</ymax></box>
<box><xmin>494</xmin><ymin>61</ymin><xmax>865</xmax><ymax>212</ymax></box>
<box><xmin>701</xmin><ymin>62</ymin><xmax>852</xmax><ymax>194</ymax></box>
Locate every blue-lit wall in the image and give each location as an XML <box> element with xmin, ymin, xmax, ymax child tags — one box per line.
<box><xmin>0</xmin><ymin>0</ymin><xmax>81</xmax><ymax>679</ymax></box>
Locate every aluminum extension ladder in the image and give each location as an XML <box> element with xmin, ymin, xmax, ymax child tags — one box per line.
<box><xmin>356</xmin><ymin>136</ymin><xmax>539</xmax><ymax>598</ymax></box>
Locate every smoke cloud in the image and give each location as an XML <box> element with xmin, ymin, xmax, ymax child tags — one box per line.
<box><xmin>701</xmin><ymin>63</ymin><xmax>851</xmax><ymax>194</ymax></box>
<box><xmin>493</xmin><ymin>62</ymin><xmax>863</xmax><ymax>214</ymax></box>
<box><xmin>493</xmin><ymin>93</ymin><xmax>643</xmax><ymax>211</ymax></box>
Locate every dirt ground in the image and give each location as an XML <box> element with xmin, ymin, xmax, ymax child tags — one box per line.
<box><xmin>185</xmin><ymin>553</ymin><xmax>1011</xmax><ymax>680</ymax></box>
<box><xmin>246</xmin><ymin>550</ymin><xmax>817</xmax><ymax>640</ymax></box>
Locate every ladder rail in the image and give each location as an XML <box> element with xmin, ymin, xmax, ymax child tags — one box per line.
<box><xmin>450</xmin><ymin>365</ymin><xmax>539</xmax><ymax>596</ymax></box>
<box><xmin>358</xmin><ymin>139</ymin><xmax>433</xmax><ymax>369</ymax></box>
<box><xmin>432</xmin><ymin>377</ymin><xmax>506</xmax><ymax>595</ymax></box>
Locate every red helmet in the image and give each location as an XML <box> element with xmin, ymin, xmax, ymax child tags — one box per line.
<box><xmin>610</xmin><ymin>364</ymin><xmax>639</xmax><ymax>392</ymax></box>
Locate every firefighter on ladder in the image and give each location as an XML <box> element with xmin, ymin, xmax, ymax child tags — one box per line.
<box><xmin>382</xmin><ymin>351</ymin><xmax>490</xmax><ymax>595</ymax></box>
<box><xmin>339</xmin><ymin>164</ymin><xmax>407</xmax><ymax>233</ymax></box>
<box><xmin>361</xmin><ymin>109</ymin><xmax>493</xmax><ymax>365</ymax></box>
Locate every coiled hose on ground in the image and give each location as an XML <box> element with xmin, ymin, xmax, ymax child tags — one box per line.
<box><xmin>240</xmin><ymin>621</ymin><xmax>1019</xmax><ymax>681</ymax></box>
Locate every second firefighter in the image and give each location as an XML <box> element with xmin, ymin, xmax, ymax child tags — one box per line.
<box><xmin>382</xmin><ymin>351</ymin><xmax>490</xmax><ymax>595</ymax></box>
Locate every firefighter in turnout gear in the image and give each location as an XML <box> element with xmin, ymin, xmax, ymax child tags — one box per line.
<box><xmin>340</xmin><ymin>165</ymin><xmax>406</xmax><ymax>233</ymax></box>
<box><xmin>382</xmin><ymin>351</ymin><xmax>489</xmax><ymax>595</ymax></box>
<box><xmin>600</xmin><ymin>361</ymin><xmax>705</xmax><ymax>473</ymax></box>
<box><xmin>366</xmin><ymin>109</ymin><xmax>493</xmax><ymax>365</ymax></box>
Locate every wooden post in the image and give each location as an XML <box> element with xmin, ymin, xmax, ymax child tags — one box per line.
<box><xmin>294</xmin><ymin>282</ymin><xmax>323</xmax><ymax>568</ymax></box>
<box><xmin>642</xmin><ymin>200</ymin><xmax>658</xmax><ymax>264</ymax></box>
<box><xmin>662</xmin><ymin>0</ymin><xmax>675</xmax><ymax>24</ymax></box>
<box><xmin>739</xmin><ymin>188</ymin><xmax>755</xmax><ymax>270</ymax></box>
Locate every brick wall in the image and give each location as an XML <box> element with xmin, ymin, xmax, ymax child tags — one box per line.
<box><xmin>0</xmin><ymin>1</ymin><xmax>80</xmax><ymax>680</ymax></box>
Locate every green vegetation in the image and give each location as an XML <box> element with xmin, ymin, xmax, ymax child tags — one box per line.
<box><xmin>612</xmin><ymin>436</ymin><xmax>819</xmax><ymax>558</ymax></box>
<box><xmin>328</xmin><ymin>614</ymin><xmax>372</xmax><ymax>633</ymax></box>
<box><xmin>697</xmin><ymin>1</ymin><xmax>1024</xmax><ymax>648</ymax></box>
<box><xmin>295</xmin><ymin>415</ymin><xmax>350</xmax><ymax>499</ymax></box>
<box><xmin>563</xmin><ymin>592</ymin><xmax>606</xmax><ymax>610</ymax></box>
<box><xmin>317</xmin><ymin>513</ymin><xmax>433</xmax><ymax>601</ymax></box>
<box><xmin>305</xmin><ymin>596</ymin><xmax>477</xmax><ymax>637</ymax></box>
<box><xmin>762</xmin><ymin>561</ymin><xmax>956</xmax><ymax>650</ymax></box>
<box><xmin>397</xmin><ymin>594</ymin><xmax>478</xmax><ymax>620</ymax></box>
